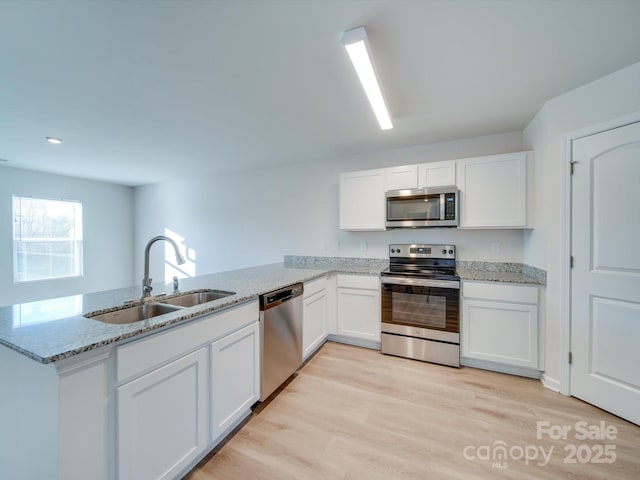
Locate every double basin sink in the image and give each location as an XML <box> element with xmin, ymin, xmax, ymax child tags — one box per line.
<box><xmin>85</xmin><ymin>289</ymin><xmax>235</xmax><ymax>325</ymax></box>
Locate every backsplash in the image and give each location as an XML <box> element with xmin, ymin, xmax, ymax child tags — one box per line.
<box><xmin>284</xmin><ymin>255</ymin><xmax>388</xmax><ymax>270</ymax></box>
<box><xmin>285</xmin><ymin>256</ymin><xmax>546</xmax><ymax>285</ymax></box>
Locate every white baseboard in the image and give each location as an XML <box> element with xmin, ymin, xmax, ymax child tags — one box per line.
<box><xmin>327</xmin><ymin>334</ymin><xmax>380</xmax><ymax>351</ymax></box>
<box><xmin>460</xmin><ymin>357</ymin><xmax>542</xmax><ymax>379</ymax></box>
<box><xmin>541</xmin><ymin>373</ymin><xmax>562</xmax><ymax>393</ymax></box>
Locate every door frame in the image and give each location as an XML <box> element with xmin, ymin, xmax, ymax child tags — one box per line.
<box><xmin>559</xmin><ymin>110</ymin><xmax>640</xmax><ymax>395</ymax></box>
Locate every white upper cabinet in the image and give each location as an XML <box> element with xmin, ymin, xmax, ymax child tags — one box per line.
<box><xmin>417</xmin><ymin>160</ymin><xmax>456</xmax><ymax>188</ymax></box>
<box><xmin>385</xmin><ymin>165</ymin><xmax>418</xmax><ymax>190</ymax></box>
<box><xmin>339</xmin><ymin>169</ymin><xmax>386</xmax><ymax>231</ymax></box>
<box><xmin>339</xmin><ymin>151</ymin><xmax>532</xmax><ymax>231</ymax></box>
<box><xmin>303</xmin><ymin>277</ymin><xmax>329</xmax><ymax>361</ymax></box>
<box><xmin>117</xmin><ymin>348</ymin><xmax>208</xmax><ymax>480</ymax></box>
<box><xmin>457</xmin><ymin>152</ymin><xmax>532</xmax><ymax>228</ymax></box>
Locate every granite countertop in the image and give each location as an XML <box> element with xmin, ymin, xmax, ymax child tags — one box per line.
<box><xmin>0</xmin><ymin>263</ymin><xmax>332</xmax><ymax>364</ymax></box>
<box><xmin>0</xmin><ymin>259</ymin><xmax>388</xmax><ymax>365</ymax></box>
<box><xmin>0</xmin><ymin>256</ymin><xmax>545</xmax><ymax>364</ymax></box>
<box><xmin>283</xmin><ymin>255</ymin><xmax>388</xmax><ymax>275</ymax></box>
<box><xmin>456</xmin><ymin>261</ymin><xmax>546</xmax><ymax>285</ymax></box>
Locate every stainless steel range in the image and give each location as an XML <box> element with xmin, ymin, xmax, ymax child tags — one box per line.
<box><xmin>380</xmin><ymin>244</ymin><xmax>460</xmax><ymax>367</ymax></box>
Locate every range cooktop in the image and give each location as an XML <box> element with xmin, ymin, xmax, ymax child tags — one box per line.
<box><xmin>381</xmin><ymin>243</ymin><xmax>459</xmax><ymax>281</ymax></box>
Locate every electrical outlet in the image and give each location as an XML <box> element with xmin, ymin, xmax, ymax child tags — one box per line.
<box><xmin>360</xmin><ymin>241</ymin><xmax>368</xmax><ymax>252</ymax></box>
<box><xmin>333</xmin><ymin>241</ymin><xmax>340</xmax><ymax>251</ymax></box>
<box><xmin>320</xmin><ymin>240</ymin><xmax>327</xmax><ymax>251</ymax></box>
<box><xmin>490</xmin><ymin>242</ymin><xmax>501</xmax><ymax>254</ymax></box>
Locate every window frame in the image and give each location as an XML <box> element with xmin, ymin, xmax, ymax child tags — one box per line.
<box><xmin>12</xmin><ymin>195</ymin><xmax>84</xmax><ymax>283</ymax></box>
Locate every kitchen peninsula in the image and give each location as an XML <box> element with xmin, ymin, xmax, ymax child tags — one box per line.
<box><xmin>0</xmin><ymin>258</ymin><xmax>543</xmax><ymax>480</ymax></box>
<box><xmin>0</xmin><ymin>260</ymin><xmax>384</xmax><ymax>480</ymax></box>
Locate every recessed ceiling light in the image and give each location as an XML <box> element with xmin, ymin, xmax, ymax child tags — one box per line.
<box><xmin>46</xmin><ymin>136</ymin><xmax>63</xmax><ymax>145</ymax></box>
<box><xmin>341</xmin><ymin>26</ymin><xmax>393</xmax><ymax>130</ymax></box>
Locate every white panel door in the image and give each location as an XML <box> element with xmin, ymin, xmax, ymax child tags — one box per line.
<box><xmin>571</xmin><ymin>121</ymin><xmax>640</xmax><ymax>425</ymax></box>
<box><xmin>210</xmin><ymin>322</ymin><xmax>260</xmax><ymax>442</ymax></box>
<box><xmin>117</xmin><ymin>348</ymin><xmax>208</xmax><ymax>480</ymax></box>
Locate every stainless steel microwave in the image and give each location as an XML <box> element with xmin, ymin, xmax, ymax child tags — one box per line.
<box><xmin>386</xmin><ymin>186</ymin><xmax>459</xmax><ymax>228</ymax></box>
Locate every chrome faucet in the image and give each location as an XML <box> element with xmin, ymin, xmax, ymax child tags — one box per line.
<box><xmin>142</xmin><ymin>236</ymin><xmax>186</xmax><ymax>297</ymax></box>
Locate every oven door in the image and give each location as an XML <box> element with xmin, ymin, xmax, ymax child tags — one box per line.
<box><xmin>381</xmin><ymin>277</ymin><xmax>459</xmax><ymax>335</ymax></box>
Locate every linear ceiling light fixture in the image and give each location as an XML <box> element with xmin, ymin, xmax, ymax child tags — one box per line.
<box><xmin>45</xmin><ymin>136</ymin><xmax>63</xmax><ymax>145</ymax></box>
<box><xmin>341</xmin><ymin>26</ymin><xmax>393</xmax><ymax>130</ymax></box>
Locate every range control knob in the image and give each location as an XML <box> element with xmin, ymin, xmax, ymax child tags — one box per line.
<box><xmin>390</xmin><ymin>249</ymin><xmax>396</xmax><ymax>254</ymax></box>
<box><xmin>441</xmin><ymin>249</ymin><xmax>447</xmax><ymax>255</ymax></box>
<box><xmin>448</xmin><ymin>249</ymin><xmax>454</xmax><ymax>255</ymax></box>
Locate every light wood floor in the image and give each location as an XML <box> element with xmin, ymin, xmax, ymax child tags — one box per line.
<box><xmin>187</xmin><ymin>341</ymin><xmax>640</xmax><ymax>479</ymax></box>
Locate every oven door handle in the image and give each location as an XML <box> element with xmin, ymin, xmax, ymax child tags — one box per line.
<box><xmin>381</xmin><ymin>277</ymin><xmax>460</xmax><ymax>289</ymax></box>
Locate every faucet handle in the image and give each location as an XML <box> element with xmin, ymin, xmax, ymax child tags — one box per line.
<box><xmin>142</xmin><ymin>277</ymin><xmax>153</xmax><ymax>297</ymax></box>
<box><xmin>173</xmin><ymin>276</ymin><xmax>179</xmax><ymax>293</ymax></box>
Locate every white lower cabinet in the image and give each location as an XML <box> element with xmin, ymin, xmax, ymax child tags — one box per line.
<box><xmin>461</xmin><ymin>281</ymin><xmax>539</xmax><ymax>373</ymax></box>
<box><xmin>210</xmin><ymin>322</ymin><xmax>260</xmax><ymax>442</ymax></box>
<box><xmin>303</xmin><ymin>290</ymin><xmax>328</xmax><ymax>360</ymax></box>
<box><xmin>303</xmin><ymin>276</ymin><xmax>329</xmax><ymax>360</ymax></box>
<box><xmin>115</xmin><ymin>300</ymin><xmax>259</xmax><ymax>480</ymax></box>
<box><xmin>336</xmin><ymin>274</ymin><xmax>381</xmax><ymax>345</ymax></box>
<box><xmin>117</xmin><ymin>348</ymin><xmax>208</xmax><ymax>480</ymax></box>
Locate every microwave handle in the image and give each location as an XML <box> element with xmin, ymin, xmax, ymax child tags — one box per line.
<box><xmin>440</xmin><ymin>194</ymin><xmax>445</xmax><ymax>220</ymax></box>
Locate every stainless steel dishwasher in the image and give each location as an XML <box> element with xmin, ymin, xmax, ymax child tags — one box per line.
<box><xmin>259</xmin><ymin>283</ymin><xmax>303</xmax><ymax>401</ymax></box>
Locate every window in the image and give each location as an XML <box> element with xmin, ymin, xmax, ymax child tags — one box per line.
<box><xmin>13</xmin><ymin>196</ymin><xmax>83</xmax><ymax>282</ymax></box>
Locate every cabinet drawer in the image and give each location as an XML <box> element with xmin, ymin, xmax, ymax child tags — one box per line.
<box><xmin>463</xmin><ymin>281</ymin><xmax>538</xmax><ymax>304</ymax></box>
<box><xmin>117</xmin><ymin>299</ymin><xmax>258</xmax><ymax>383</ymax></box>
<box><xmin>337</xmin><ymin>274</ymin><xmax>379</xmax><ymax>290</ymax></box>
<box><xmin>304</xmin><ymin>275</ymin><xmax>328</xmax><ymax>298</ymax></box>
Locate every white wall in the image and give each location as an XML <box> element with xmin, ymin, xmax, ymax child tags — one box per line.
<box><xmin>523</xmin><ymin>61</ymin><xmax>640</xmax><ymax>388</ymax></box>
<box><xmin>0</xmin><ymin>166</ymin><xmax>135</xmax><ymax>306</ymax></box>
<box><xmin>133</xmin><ymin>131</ymin><xmax>524</xmax><ymax>284</ymax></box>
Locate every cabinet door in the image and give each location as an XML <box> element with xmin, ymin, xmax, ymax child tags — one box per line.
<box><xmin>339</xmin><ymin>169</ymin><xmax>386</xmax><ymax>230</ymax></box>
<box><xmin>462</xmin><ymin>299</ymin><xmax>538</xmax><ymax>369</ymax></box>
<box><xmin>337</xmin><ymin>287</ymin><xmax>381</xmax><ymax>342</ymax></box>
<box><xmin>303</xmin><ymin>290</ymin><xmax>328</xmax><ymax>360</ymax></box>
<box><xmin>385</xmin><ymin>165</ymin><xmax>418</xmax><ymax>190</ymax></box>
<box><xmin>117</xmin><ymin>348</ymin><xmax>208</xmax><ymax>480</ymax></box>
<box><xmin>417</xmin><ymin>160</ymin><xmax>456</xmax><ymax>188</ymax></box>
<box><xmin>210</xmin><ymin>322</ymin><xmax>259</xmax><ymax>442</ymax></box>
<box><xmin>457</xmin><ymin>152</ymin><xmax>528</xmax><ymax>228</ymax></box>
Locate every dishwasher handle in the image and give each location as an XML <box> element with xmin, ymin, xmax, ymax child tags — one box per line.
<box><xmin>260</xmin><ymin>283</ymin><xmax>303</xmax><ymax>310</ymax></box>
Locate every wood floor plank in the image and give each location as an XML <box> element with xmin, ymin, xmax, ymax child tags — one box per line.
<box><xmin>186</xmin><ymin>341</ymin><xmax>640</xmax><ymax>479</ymax></box>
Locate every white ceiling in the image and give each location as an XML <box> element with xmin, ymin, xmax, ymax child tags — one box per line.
<box><xmin>1</xmin><ymin>0</ymin><xmax>639</xmax><ymax>187</ymax></box>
